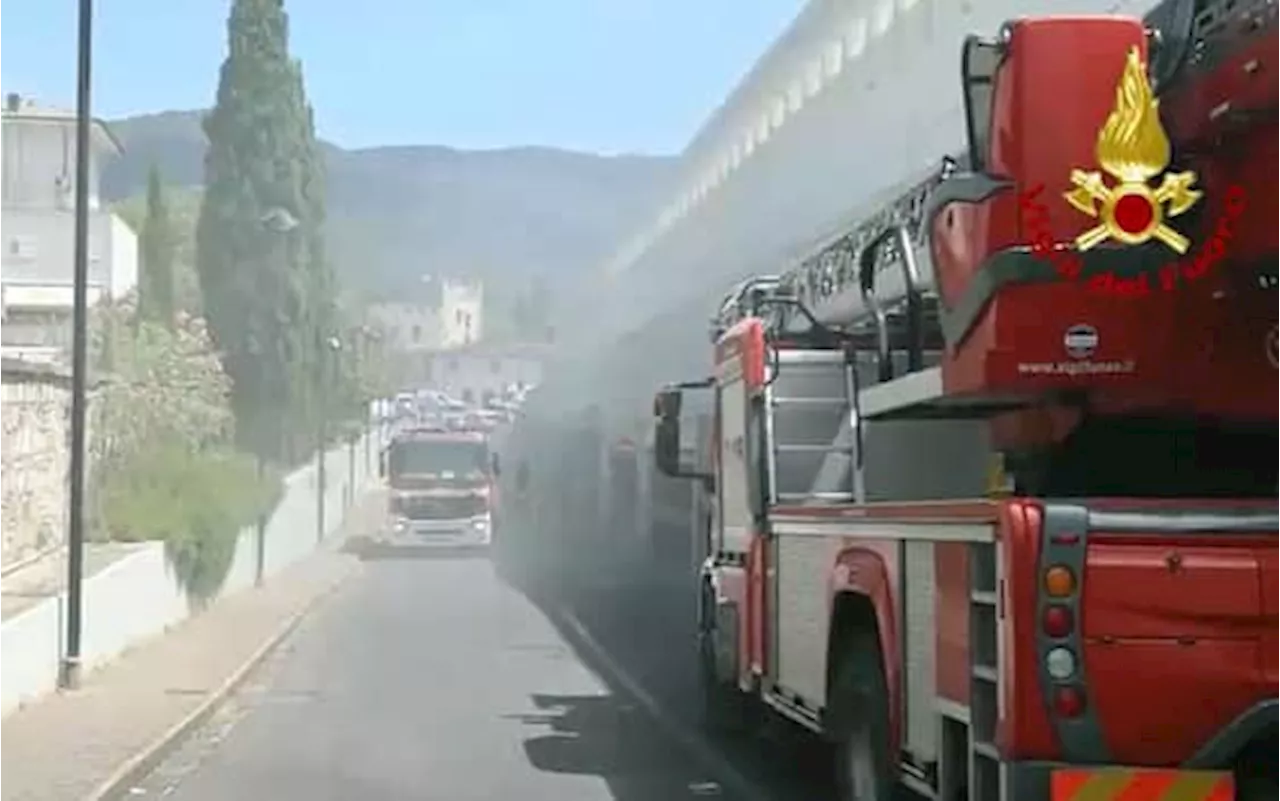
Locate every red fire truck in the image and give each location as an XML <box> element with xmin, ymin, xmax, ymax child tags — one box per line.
<box><xmin>651</xmin><ymin>6</ymin><xmax>1276</xmax><ymax>801</ymax></box>
<box><xmin>378</xmin><ymin>426</ymin><xmax>496</xmax><ymax>551</ymax></box>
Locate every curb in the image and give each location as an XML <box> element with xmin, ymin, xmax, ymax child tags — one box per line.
<box><xmin>81</xmin><ymin>560</ymin><xmax>360</xmax><ymax>801</ymax></box>
<box><xmin>555</xmin><ymin>606</ymin><xmax>773</xmax><ymax>801</ymax></box>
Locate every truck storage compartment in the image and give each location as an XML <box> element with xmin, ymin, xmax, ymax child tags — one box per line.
<box><xmin>1080</xmin><ymin>529</ymin><xmax>1275</xmax><ymax>765</ymax></box>
<box><xmin>1083</xmin><ymin>637</ymin><xmax>1262</xmax><ymax>764</ymax></box>
<box><xmin>1082</xmin><ymin>541</ymin><xmax>1261</xmax><ymax>638</ymax></box>
<box><xmin>1026</xmin><ymin>426</ymin><xmax>1275</xmax><ymax>767</ymax></box>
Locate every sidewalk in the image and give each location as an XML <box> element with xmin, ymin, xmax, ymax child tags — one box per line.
<box><xmin>0</xmin><ymin>490</ymin><xmax>385</xmax><ymax>801</ymax></box>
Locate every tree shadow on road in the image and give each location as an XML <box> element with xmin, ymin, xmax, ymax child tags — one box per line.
<box><xmin>508</xmin><ymin>692</ymin><xmax>730</xmax><ymax>801</ymax></box>
<box><xmin>493</xmin><ymin>547</ymin><xmax>838</xmax><ymax>801</ymax></box>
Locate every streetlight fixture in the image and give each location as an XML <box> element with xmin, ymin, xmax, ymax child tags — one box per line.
<box><xmin>360</xmin><ymin>325</ymin><xmax>385</xmax><ymax>465</ymax></box>
<box><xmin>261</xmin><ymin>206</ymin><xmax>299</xmax><ymax>234</ymax></box>
<box><xmin>60</xmin><ymin>0</ymin><xmax>94</xmax><ymax>691</ymax></box>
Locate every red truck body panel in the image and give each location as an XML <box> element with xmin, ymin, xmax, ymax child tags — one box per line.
<box><xmin>681</xmin><ymin>9</ymin><xmax>1277</xmax><ymax>799</ymax></box>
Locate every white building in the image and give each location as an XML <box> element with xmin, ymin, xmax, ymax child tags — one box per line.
<box><xmin>367</xmin><ymin>302</ymin><xmax>441</xmax><ymax>353</ymax></box>
<box><xmin>367</xmin><ymin>277</ymin><xmax>487</xmax><ymax>386</ymax></box>
<box><xmin>1</xmin><ymin>94</ymin><xmax>138</xmax><ymax>362</ymax></box>
<box><xmin>439</xmin><ymin>278</ymin><xmax>482</xmax><ymax>348</ymax></box>
<box><xmin>365</xmin><ymin>301</ymin><xmax>441</xmax><ymax>384</ymax></box>
<box><xmin>425</xmin><ymin>343</ymin><xmax>546</xmax><ymax>407</ymax></box>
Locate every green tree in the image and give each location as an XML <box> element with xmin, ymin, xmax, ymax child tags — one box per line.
<box><xmin>137</xmin><ymin>165</ymin><xmax>176</xmax><ymax>325</ymax></box>
<box><xmin>196</xmin><ymin>0</ymin><xmax>334</xmax><ymax>464</ymax></box>
<box><xmin>89</xmin><ymin>299</ymin><xmax>282</xmax><ymax>603</ymax></box>
<box><xmin>114</xmin><ymin>187</ymin><xmax>205</xmax><ymax>315</ymax></box>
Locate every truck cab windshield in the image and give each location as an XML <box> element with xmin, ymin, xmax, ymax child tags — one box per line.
<box><xmin>389</xmin><ymin>441</ymin><xmax>488</xmax><ymax>477</ymax></box>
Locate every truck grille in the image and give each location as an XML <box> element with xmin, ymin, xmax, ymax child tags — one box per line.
<box><xmin>394</xmin><ymin>495</ymin><xmax>486</xmax><ymax>521</ymax></box>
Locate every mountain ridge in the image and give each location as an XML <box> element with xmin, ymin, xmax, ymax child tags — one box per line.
<box><xmin>102</xmin><ymin>109</ymin><xmax>678</xmax><ymax>302</ymax></box>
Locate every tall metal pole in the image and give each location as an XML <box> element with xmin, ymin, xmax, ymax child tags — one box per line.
<box><xmin>254</xmin><ymin>454</ymin><xmax>267</xmax><ymax>586</ymax></box>
<box><xmin>316</xmin><ymin>340</ymin><xmax>327</xmax><ymax>544</ymax></box>
<box><xmin>60</xmin><ymin>0</ymin><xmax>94</xmax><ymax>691</ymax></box>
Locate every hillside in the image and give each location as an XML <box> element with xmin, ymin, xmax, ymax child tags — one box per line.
<box><xmin>101</xmin><ymin>111</ymin><xmax>679</xmax><ymax>303</ymax></box>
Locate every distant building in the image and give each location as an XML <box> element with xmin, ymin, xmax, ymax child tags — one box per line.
<box><xmin>366</xmin><ymin>277</ymin><xmax>487</xmax><ymax>387</ymax></box>
<box><xmin>425</xmin><ymin>343</ymin><xmax>547</xmax><ymax>406</ymax></box>
<box><xmin>365</xmin><ymin>301</ymin><xmax>441</xmax><ymax>384</ymax></box>
<box><xmin>1</xmin><ymin>93</ymin><xmax>138</xmax><ymax>363</ymax></box>
<box><xmin>440</xmin><ymin>278</ymin><xmax>482</xmax><ymax>348</ymax></box>
<box><xmin>367</xmin><ymin>302</ymin><xmax>441</xmax><ymax>353</ymax></box>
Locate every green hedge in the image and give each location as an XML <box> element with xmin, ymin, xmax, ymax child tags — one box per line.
<box><xmin>99</xmin><ymin>442</ymin><xmax>282</xmax><ymax>602</ymax></box>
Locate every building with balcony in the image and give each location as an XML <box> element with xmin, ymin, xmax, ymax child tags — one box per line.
<box><xmin>1</xmin><ymin>94</ymin><xmax>138</xmax><ymax>362</ymax></box>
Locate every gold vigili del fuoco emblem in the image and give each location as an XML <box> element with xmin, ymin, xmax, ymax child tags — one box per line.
<box><xmin>1064</xmin><ymin>46</ymin><xmax>1201</xmax><ymax>254</ymax></box>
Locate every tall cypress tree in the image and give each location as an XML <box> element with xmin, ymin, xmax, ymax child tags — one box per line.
<box><xmin>196</xmin><ymin>0</ymin><xmax>333</xmax><ymax>463</ymax></box>
<box><xmin>138</xmin><ymin>164</ymin><xmax>176</xmax><ymax>326</ymax></box>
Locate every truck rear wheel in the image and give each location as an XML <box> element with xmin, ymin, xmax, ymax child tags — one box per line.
<box><xmin>698</xmin><ymin>631</ymin><xmax>754</xmax><ymax>736</ymax></box>
<box><xmin>828</xmin><ymin>629</ymin><xmax>895</xmax><ymax>801</ymax></box>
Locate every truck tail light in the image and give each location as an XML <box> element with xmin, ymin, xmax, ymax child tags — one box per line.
<box><xmin>1042</xmin><ymin>604</ymin><xmax>1073</xmax><ymax>638</ymax></box>
<box><xmin>1043</xmin><ymin>564</ymin><xmax>1075</xmax><ymax>598</ymax></box>
<box><xmin>1036</xmin><ymin>505</ymin><xmax>1103</xmax><ymax>752</ymax></box>
<box><xmin>1053</xmin><ymin>685</ymin><xmax>1086</xmax><ymax>718</ymax></box>
<box><xmin>1045</xmin><ymin>646</ymin><xmax>1077</xmax><ymax>681</ymax></box>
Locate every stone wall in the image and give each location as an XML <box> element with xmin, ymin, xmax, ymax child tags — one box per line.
<box><xmin>0</xmin><ymin>359</ymin><xmax>73</xmax><ymax>566</ymax></box>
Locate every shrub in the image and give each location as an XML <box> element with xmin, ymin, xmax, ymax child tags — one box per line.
<box><xmin>99</xmin><ymin>441</ymin><xmax>282</xmax><ymax>603</ymax></box>
<box><xmin>93</xmin><ymin>307</ymin><xmax>233</xmax><ymax>468</ymax></box>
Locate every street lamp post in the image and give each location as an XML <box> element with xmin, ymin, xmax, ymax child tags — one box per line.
<box><xmin>255</xmin><ymin>206</ymin><xmax>299</xmax><ymax>585</ymax></box>
<box><xmin>60</xmin><ymin>0</ymin><xmax>94</xmax><ymax>691</ymax></box>
<box><xmin>317</xmin><ymin>334</ymin><xmax>341</xmax><ymax>543</ymax></box>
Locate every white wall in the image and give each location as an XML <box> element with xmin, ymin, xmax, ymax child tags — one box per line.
<box><xmin>0</xmin><ymin>429</ymin><xmax>383</xmax><ymax>717</ymax></box>
<box><xmin>1</xmin><ymin>209</ymin><xmax>138</xmax><ymax>300</ymax></box>
<box><xmin>107</xmin><ymin>215</ymin><xmax>138</xmax><ymax>300</ymax></box>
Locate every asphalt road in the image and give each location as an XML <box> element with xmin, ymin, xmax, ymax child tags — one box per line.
<box><xmin>562</xmin><ymin>566</ymin><xmax>839</xmax><ymax>801</ymax></box>
<box><xmin>124</xmin><ymin>551</ymin><xmax>756</xmax><ymax>801</ymax></box>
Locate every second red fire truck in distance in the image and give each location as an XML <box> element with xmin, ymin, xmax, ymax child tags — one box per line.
<box><xmin>376</xmin><ymin>426</ymin><xmax>497</xmax><ymax>552</ymax></box>
<box><xmin>651</xmin><ymin>4</ymin><xmax>1276</xmax><ymax>801</ymax></box>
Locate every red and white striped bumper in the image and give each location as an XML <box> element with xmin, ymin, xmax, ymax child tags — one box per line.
<box><xmin>1050</xmin><ymin>767</ymin><xmax>1233</xmax><ymax>800</ymax></box>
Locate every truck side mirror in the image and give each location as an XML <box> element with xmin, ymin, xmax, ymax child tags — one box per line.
<box><xmin>960</xmin><ymin>34</ymin><xmax>1006</xmax><ymax>174</ymax></box>
<box><xmin>378</xmin><ymin>451</ymin><xmax>387</xmax><ymax>479</ymax></box>
<box><xmin>653</xmin><ymin>388</ymin><xmax>684</xmax><ymax>478</ymax></box>
<box><xmin>490</xmin><ymin>453</ymin><xmax>501</xmax><ymax>477</ymax></box>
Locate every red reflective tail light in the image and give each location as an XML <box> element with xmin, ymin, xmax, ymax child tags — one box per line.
<box><xmin>1053</xmin><ymin>686</ymin><xmax>1086</xmax><ymax>718</ymax></box>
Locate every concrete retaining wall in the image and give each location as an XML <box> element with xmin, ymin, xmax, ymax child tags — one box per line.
<box><xmin>0</xmin><ymin>429</ymin><xmax>383</xmax><ymax>717</ymax></box>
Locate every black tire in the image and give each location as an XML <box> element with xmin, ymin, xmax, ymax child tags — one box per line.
<box><xmin>697</xmin><ymin>629</ymin><xmax>756</xmax><ymax>736</ymax></box>
<box><xmin>1237</xmin><ymin>773</ymin><xmax>1274</xmax><ymax>801</ymax></box>
<box><xmin>696</xmin><ymin>579</ymin><xmax>757</xmax><ymax>736</ymax></box>
<box><xmin>828</xmin><ymin>628</ymin><xmax>896</xmax><ymax>801</ymax></box>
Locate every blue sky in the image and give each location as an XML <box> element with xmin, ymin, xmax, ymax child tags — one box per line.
<box><xmin>1</xmin><ymin>0</ymin><xmax>803</xmax><ymax>154</ymax></box>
